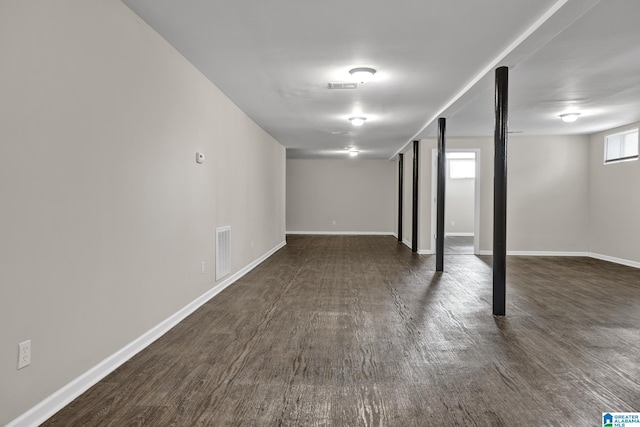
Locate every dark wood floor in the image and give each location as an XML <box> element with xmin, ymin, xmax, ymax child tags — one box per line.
<box><xmin>44</xmin><ymin>235</ymin><xmax>640</xmax><ymax>426</ymax></box>
<box><xmin>444</xmin><ymin>235</ymin><xmax>474</xmax><ymax>254</ymax></box>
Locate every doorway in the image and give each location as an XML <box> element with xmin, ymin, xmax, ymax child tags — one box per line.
<box><xmin>431</xmin><ymin>149</ymin><xmax>480</xmax><ymax>255</ymax></box>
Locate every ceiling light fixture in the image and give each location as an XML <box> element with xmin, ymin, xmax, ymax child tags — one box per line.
<box><xmin>560</xmin><ymin>113</ymin><xmax>580</xmax><ymax>123</ymax></box>
<box><xmin>349</xmin><ymin>117</ymin><xmax>366</xmax><ymax>126</ymax></box>
<box><xmin>349</xmin><ymin>67</ymin><xmax>376</xmax><ymax>84</ymax></box>
<box><xmin>349</xmin><ymin>150</ymin><xmax>359</xmax><ymax>157</ymax></box>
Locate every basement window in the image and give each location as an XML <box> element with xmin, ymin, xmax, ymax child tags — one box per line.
<box><xmin>605</xmin><ymin>128</ymin><xmax>638</xmax><ymax>164</ymax></box>
<box><xmin>447</xmin><ymin>152</ymin><xmax>476</xmax><ymax>179</ymax></box>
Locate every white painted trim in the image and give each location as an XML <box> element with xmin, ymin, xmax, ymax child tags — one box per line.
<box><xmin>7</xmin><ymin>240</ymin><xmax>287</xmax><ymax>427</ymax></box>
<box><xmin>473</xmin><ymin>150</ymin><xmax>481</xmax><ymax>256</ymax></box>
<box><xmin>589</xmin><ymin>253</ymin><xmax>640</xmax><ymax>269</ymax></box>
<box><xmin>453</xmin><ymin>249</ymin><xmax>640</xmax><ymax>269</ymax></box>
<box><xmin>286</xmin><ymin>231</ymin><xmax>395</xmax><ymax>236</ymax></box>
<box><xmin>478</xmin><ymin>250</ymin><xmax>589</xmax><ymax>257</ymax></box>
<box><xmin>507</xmin><ymin>251</ymin><xmax>589</xmax><ymax>257</ymax></box>
<box><xmin>399</xmin><ymin>238</ymin><xmax>430</xmax><ymax>254</ymax></box>
<box><xmin>430</xmin><ymin>149</ymin><xmax>437</xmax><ymax>258</ymax></box>
<box><xmin>445</xmin><ymin>232</ymin><xmax>475</xmax><ymax>237</ymax></box>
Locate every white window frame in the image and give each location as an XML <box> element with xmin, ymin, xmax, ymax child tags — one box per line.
<box><xmin>604</xmin><ymin>128</ymin><xmax>639</xmax><ymax>164</ymax></box>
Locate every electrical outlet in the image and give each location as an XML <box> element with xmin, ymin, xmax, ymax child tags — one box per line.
<box><xmin>201</xmin><ymin>261</ymin><xmax>205</xmax><ymax>274</ymax></box>
<box><xmin>18</xmin><ymin>340</ymin><xmax>31</xmax><ymax>370</ymax></box>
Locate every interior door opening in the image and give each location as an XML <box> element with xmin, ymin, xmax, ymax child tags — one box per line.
<box><xmin>431</xmin><ymin>149</ymin><xmax>480</xmax><ymax>256</ymax></box>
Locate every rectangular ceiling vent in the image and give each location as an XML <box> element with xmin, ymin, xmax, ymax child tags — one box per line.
<box><xmin>328</xmin><ymin>82</ymin><xmax>358</xmax><ymax>90</ymax></box>
<box><xmin>216</xmin><ymin>226</ymin><xmax>231</xmax><ymax>280</ymax></box>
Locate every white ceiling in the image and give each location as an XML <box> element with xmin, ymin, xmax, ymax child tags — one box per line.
<box><xmin>122</xmin><ymin>0</ymin><xmax>640</xmax><ymax>159</ymax></box>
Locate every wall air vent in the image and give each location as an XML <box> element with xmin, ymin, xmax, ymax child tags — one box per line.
<box><xmin>216</xmin><ymin>226</ymin><xmax>231</xmax><ymax>280</ymax></box>
<box><xmin>328</xmin><ymin>82</ymin><xmax>358</xmax><ymax>89</ymax></box>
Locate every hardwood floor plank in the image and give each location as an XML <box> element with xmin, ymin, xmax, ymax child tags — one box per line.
<box><xmin>43</xmin><ymin>235</ymin><xmax>640</xmax><ymax>426</ymax></box>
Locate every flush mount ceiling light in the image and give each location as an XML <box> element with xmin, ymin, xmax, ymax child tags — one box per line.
<box><xmin>560</xmin><ymin>113</ymin><xmax>581</xmax><ymax>123</ymax></box>
<box><xmin>349</xmin><ymin>67</ymin><xmax>376</xmax><ymax>84</ymax></box>
<box><xmin>349</xmin><ymin>117</ymin><xmax>366</xmax><ymax>126</ymax></box>
<box><xmin>349</xmin><ymin>150</ymin><xmax>359</xmax><ymax>157</ymax></box>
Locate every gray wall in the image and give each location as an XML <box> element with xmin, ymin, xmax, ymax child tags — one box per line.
<box><xmin>0</xmin><ymin>1</ymin><xmax>285</xmax><ymax>423</ymax></box>
<box><xmin>286</xmin><ymin>159</ymin><xmax>395</xmax><ymax>233</ymax></box>
<box><xmin>408</xmin><ymin>135</ymin><xmax>589</xmax><ymax>254</ymax></box>
<box><xmin>508</xmin><ymin>135</ymin><xmax>589</xmax><ymax>253</ymax></box>
<box><xmin>588</xmin><ymin>122</ymin><xmax>640</xmax><ymax>264</ymax></box>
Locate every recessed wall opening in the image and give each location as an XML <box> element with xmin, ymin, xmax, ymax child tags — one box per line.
<box><xmin>444</xmin><ymin>152</ymin><xmax>476</xmax><ymax>254</ymax></box>
<box><xmin>431</xmin><ymin>149</ymin><xmax>480</xmax><ymax>256</ymax></box>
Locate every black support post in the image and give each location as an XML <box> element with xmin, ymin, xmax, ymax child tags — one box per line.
<box><xmin>493</xmin><ymin>66</ymin><xmax>508</xmax><ymax>316</ymax></box>
<box><xmin>398</xmin><ymin>153</ymin><xmax>404</xmax><ymax>242</ymax></box>
<box><xmin>436</xmin><ymin>118</ymin><xmax>446</xmax><ymax>272</ymax></box>
<box><xmin>412</xmin><ymin>140</ymin><xmax>419</xmax><ymax>253</ymax></box>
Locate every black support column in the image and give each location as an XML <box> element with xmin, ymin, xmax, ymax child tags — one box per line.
<box><xmin>493</xmin><ymin>66</ymin><xmax>508</xmax><ymax>316</ymax></box>
<box><xmin>436</xmin><ymin>118</ymin><xmax>446</xmax><ymax>271</ymax></box>
<box><xmin>398</xmin><ymin>154</ymin><xmax>404</xmax><ymax>242</ymax></box>
<box><xmin>412</xmin><ymin>140</ymin><xmax>419</xmax><ymax>253</ymax></box>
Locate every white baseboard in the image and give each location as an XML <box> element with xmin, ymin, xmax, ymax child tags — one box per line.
<box><xmin>445</xmin><ymin>232</ymin><xmax>474</xmax><ymax>237</ymax></box>
<box><xmin>589</xmin><ymin>252</ymin><xmax>640</xmax><ymax>269</ymax></box>
<box><xmin>399</xmin><ymin>238</ymin><xmax>432</xmax><ymax>254</ymax></box>
<box><xmin>7</xmin><ymin>240</ymin><xmax>287</xmax><ymax>427</ymax></box>
<box><xmin>475</xmin><ymin>250</ymin><xmax>639</xmax><ymax>270</ymax></box>
<box><xmin>477</xmin><ymin>250</ymin><xmax>589</xmax><ymax>257</ymax></box>
<box><xmin>286</xmin><ymin>231</ymin><xmax>394</xmax><ymax>236</ymax></box>
<box><xmin>507</xmin><ymin>251</ymin><xmax>589</xmax><ymax>257</ymax></box>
